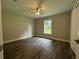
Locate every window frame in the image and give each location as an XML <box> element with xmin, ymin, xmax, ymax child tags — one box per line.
<box><xmin>43</xmin><ymin>19</ymin><xmax>52</xmax><ymax>34</ymax></box>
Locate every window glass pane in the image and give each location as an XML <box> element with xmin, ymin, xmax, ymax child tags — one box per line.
<box><xmin>44</xmin><ymin>20</ymin><xmax>52</xmax><ymax>34</ymax></box>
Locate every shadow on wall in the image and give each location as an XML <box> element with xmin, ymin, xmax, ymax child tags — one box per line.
<box><xmin>2</xmin><ymin>10</ymin><xmax>34</xmax><ymax>43</ymax></box>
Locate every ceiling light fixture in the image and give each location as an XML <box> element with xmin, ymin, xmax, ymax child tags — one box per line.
<box><xmin>36</xmin><ymin>11</ymin><xmax>40</xmax><ymax>15</ymax></box>
<box><xmin>36</xmin><ymin>7</ymin><xmax>41</xmax><ymax>15</ymax></box>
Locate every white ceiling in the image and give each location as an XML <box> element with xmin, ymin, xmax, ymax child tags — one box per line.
<box><xmin>2</xmin><ymin>0</ymin><xmax>75</xmax><ymax>18</ymax></box>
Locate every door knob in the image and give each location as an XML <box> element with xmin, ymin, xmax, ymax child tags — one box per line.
<box><xmin>75</xmin><ymin>40</ymin><xmax>79</xmax><ymax>44</ymax></box>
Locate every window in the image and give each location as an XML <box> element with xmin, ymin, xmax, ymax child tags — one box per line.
<box><xmin>44</xmin><ymin>20</ymin><xmax>52</xmax><ymax>34</ymax></box>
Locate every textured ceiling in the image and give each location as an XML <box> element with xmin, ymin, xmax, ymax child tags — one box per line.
<box><xmin>2</xmin><ymin>0</ymin><xmax>75</xmax><ymax>18</ymax></box>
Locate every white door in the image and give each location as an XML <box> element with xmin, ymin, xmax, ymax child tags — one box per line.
<box><xmin>71</xmin><ymin>3</ymin><xmax>79</xmax><ymax>59</ymax></box>
<box><xmin>0</xmin><ymin>0</ymin><xmax>4</xmax><ymax>59</ymax></box>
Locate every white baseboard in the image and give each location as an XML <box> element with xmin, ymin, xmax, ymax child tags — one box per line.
<box><xmin>34</xmin><ymin>35</ymin><xmax>70</xmax><ymax>43</ymax></box>
<box><xmin>3</xmin><ymin>36</ymin><xmax>70</xmax><ymax>44</ymax></box>
<box><xmin>3</xmin><ymin>36</ymin><xmax>32</xmax><ymax>44</ymax></box>
<box><xmin>52</xmin><ymin>37</ymin><xmax>70</xmax><ymax>43</ymax></box>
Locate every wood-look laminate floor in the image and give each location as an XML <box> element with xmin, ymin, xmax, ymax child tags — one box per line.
<box><xmin>4</xmin><ymin>37</ymin><xmax>75</xmax><ymax>59</ymax></box>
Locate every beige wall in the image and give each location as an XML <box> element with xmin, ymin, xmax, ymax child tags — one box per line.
<box><xmin>34</xmin><ymin>12</ymin><xmax>71</xmax><ymax>41</ymax></box>
<box><xmin>2</xmin><ymin>10</ymin><xmax>34</xmax><ymax>43</ymax></box>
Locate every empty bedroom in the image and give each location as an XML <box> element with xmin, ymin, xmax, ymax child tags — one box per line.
<box><xmin>0</xmin><ymin>0</ymin><xmax>79</xmax><ymax>59</ymax></box>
